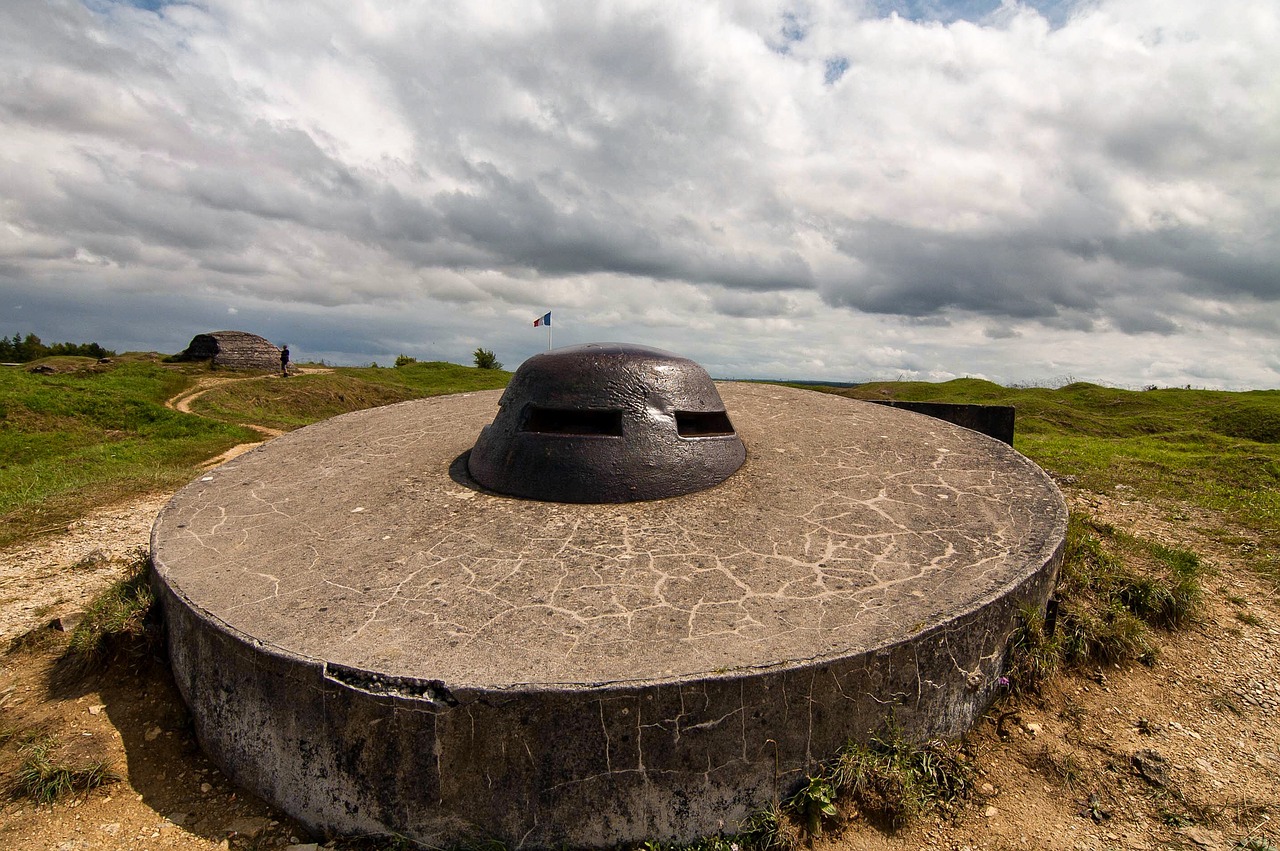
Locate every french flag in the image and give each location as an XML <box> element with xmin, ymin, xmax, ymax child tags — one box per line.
<box><xmin>533</xmin><ymin>311</ymin><xmax>551</xmax><ymax>327</ymax></box>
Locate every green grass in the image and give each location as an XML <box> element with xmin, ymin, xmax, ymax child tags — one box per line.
<box><xmin>188</xmin><ymin>361</ymin><xmax>511</xmax><ymax>431</ymax></box>
<box><xmin>0</xmin><ymin>357</ymin><xmax>260</xmax><ymax>547</ymax></box>
<box><xmin>58</xmin><ymin>548</ymin><xmax>157</xmax><ymax>678</ymax></box>
<box><xmin>0</xmin><ymin>357</ymin><xmax>511</xmax><ymax>547</ymax></box>
<box><xmin>1004</xmin><ymin>513</ymin><xmax>1208</xmax><ymax>692</ymax></box>
<box><xmin>15</xmin><ymin>734</ymin><xmax>117</xmax><ymax>804</ymax></box>
<box><xmin>828</xmin><ymin>730</ymin><xmax>972</xmax><ymax>831</ymax></box>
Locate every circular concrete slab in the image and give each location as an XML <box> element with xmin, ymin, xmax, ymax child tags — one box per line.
<box><xmin>151</xmin><ymin>383</ymin><xmax>1066</xmax><ymax>848</ymax></box>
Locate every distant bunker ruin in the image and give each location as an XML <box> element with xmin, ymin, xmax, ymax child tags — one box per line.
<box><xmin>150</xmin><ymin>343</ymin><xmax>1067</xmax><ymax>849</ymax></box>
<box><xmin>175</xmin><ymin>330</ymin><xmax>281</xmax><ymax>370</ymax></box>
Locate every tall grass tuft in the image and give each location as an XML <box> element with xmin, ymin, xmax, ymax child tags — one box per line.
<box><xmin>828</xmin><ymin>730</ymin><xmax>972</xmax><ymax>831</ymax></box>
<box><xmin>1005</xmin><ymin>603</ymin><xmax>1060</xmax><ymax>696</ymax></box>
<box><xmin>15</xmin><ymin>735</ymin><xmax>117</xmax><ymax>804</ymax></box>
<box><xmin>1007</xmin><ymin>513</ymin><xmax>1206</xmax><ymax>693</ymax></box>
<box><xmin>60</xmin><ymin>548</ymin><xmax>157</xmax><ymax>678</ymax></box>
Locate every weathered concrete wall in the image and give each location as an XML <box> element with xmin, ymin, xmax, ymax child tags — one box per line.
<box><xmin>154</xmin><ymin>550</ymin><xmax>1059</xmax><ymax>847</ymax></box>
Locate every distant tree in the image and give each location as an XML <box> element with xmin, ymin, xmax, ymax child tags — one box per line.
<box><xmin>47</xmin><ymin>341</ymin><xmax>111</xmax><ymax>358</ymax></box>
<box><xmin>472</xmin><ymin>348</ymin><xmax>502</xmax><ymax>370</ymax></box>
<box><xmin>0</xmin><ymin>332</ymin><xmax>115</xmax><ymax>362</ymax></box>
<box><xmin>17</xmin><ymin>333</ymin><xmax>42</xmax><ymax>361</ymax></box>
<box><xmin>395</xmin><ymin>354</ymin><xmax>417</xmax><ymax>368</ymax></box>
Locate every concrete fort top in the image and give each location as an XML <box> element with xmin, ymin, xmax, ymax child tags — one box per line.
<box><xmin>150</xmin><ymin>383</ymin><xmax>1066</xmax><ymax>690</ymax></box>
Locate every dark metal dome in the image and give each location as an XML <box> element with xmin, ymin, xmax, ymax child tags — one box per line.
<box><xmin>467</xmin><ymin>343</ymin><xmax>746</xmax><ymax>502</ymax></box>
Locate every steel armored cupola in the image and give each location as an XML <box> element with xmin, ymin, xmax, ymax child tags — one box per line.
<box><xmin>466</xmin><ymin>342</ymin><xmax>746</xmax><ymax>502</ymax></box>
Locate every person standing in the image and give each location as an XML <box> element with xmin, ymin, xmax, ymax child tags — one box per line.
<box><xmin>280</xmin><ymin>344</ymin><xmax>290</xmax><ymax>377</ymax></box>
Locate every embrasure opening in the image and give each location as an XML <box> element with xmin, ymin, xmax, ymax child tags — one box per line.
<box><xmin>522</xmin><ymin>406</ymin><xmax>624</xmax><ymax>437</ymax></box>
<box><xmin>675</xmin><ymin>410</ymin><xmax>736</xmax><ymax>437</ymax></box>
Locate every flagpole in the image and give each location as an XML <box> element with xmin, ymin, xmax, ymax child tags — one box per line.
<box><xmin>548</xmin><ymin>315</ymin><xmax>552</xmax><ymax>351</ymax></box>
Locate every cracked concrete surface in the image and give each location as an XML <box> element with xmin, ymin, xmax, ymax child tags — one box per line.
<box><xmin>150</xmin><ymin>383</ymin><xmax>1066</xmax><ymax>847</ymax></box>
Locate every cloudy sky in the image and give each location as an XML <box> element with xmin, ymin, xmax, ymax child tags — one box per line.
<box><xmin>1</xmin><ymin>0</ymin><xmax>1277</xmax><ymax>387</ymax></box>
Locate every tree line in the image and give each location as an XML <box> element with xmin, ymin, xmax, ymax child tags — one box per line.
<box><xmin>0</xmin><ymin>333</ymin><xmax>115</xmax><ymax>362</ymax></box>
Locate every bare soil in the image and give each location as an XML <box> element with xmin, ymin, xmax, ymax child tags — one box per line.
<box><xmin>1</xmin><ymin>409</ymin><xmax>1276</xmax><ymax>850</ymax></box>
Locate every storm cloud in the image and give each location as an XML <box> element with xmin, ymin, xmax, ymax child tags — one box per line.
<box><xmin>1</xmin><ymin>0</ymin><xmax>1277</xmax><ymax>387</ymax></box>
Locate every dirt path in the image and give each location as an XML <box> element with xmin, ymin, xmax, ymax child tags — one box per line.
<box><xmin>0</xmin><ymin>495</ymin><xmax>170</xmax><ymax>646</ymax></box>
<box><xmin>0</xmin><ymin>371</ymin><xmax>308</xmax><ymax>645</ymax></box>
<box><xmin>162</xmin><ymin>367</ymin><xmax>332</xmax><ymax>468</ymax></box>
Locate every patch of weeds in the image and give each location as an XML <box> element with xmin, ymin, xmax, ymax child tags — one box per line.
<box><xmin>1159</xmin><ymin>807</ymin><xmax>1194</xmax><ymax>827</ymax></box>
<box><xmin>1236</xmin><ymin>611</ymin><xmax>1266</xmax><ymax>627</ymax></box>
<box><xmin>1057</xmin><ymin>602</ymin><xmax>1155</xmax><ymax>666</ymax></box>
<box><xmin>737</xmin><ymin>804</ymin><xmax>789</xmax><ymax>851</ymax></box>
<box><xmin>1236</xmin><ymin>839</ymin><xmax>1280</xmax><ymax>851</ymax></box>
<box><xmin>1121</xmin><ymin>539</ymin><xmax>1205</xmax><ymax>629</ymax></box>
<box><xmin>0</xmin><ymin>723</ymin><xmax>23</xmax><ymax>750</ymax></box>
<box><xmin>788</xmin><ymin>775</ymin><xmax>839</xmax><ymax>836</ymax></box>
<box><xmin>828</xmin><ymin>729</ymin><xmax>972</xmax><ymax>832</ymax></box>
<box><xmin>6</xmin><ymin>624</ymin><xmax>62</xmax><ymax>654</ymax></box>
<box><xmin>57</xmin><ymin>547</ymin><xmax>157</xmax><ymax>679</ymax></box>
<box><xmin>1229</xmin><ymin>801</ymin><xmax>1275</xmax><ymax>837</ymax></box>
<box><xmin>1210</xmin><ymin>693</ymin><xmax>1244</xmax><ymax>715</ymax></box>
<box><xmin>1047</xmin><ymin>514</ymin><xmax>1205</xmax><ymax>671</ymax></box>
<box><xmin>1059</xmin><ymin>697</ymin><xmax>1086</xmax><ymax>727</ymax></box>
<box><xmin>71</xmin><ymin>550</ymin><xmax>110</xmax><ymax>571</ymax></box>
<box><xmin>634</xmin><ymin>807</ymin><xmax>790</xmax><ymax>851</ymax></box>
<box><xmin>1081</xmin><ymin>793</ymin><xmax>1111</xmax><ymax>823</ymax></box>
<box><xmin>13</xmin><ymin>734</ymin><xmax>117</xmax><ymax>804</ymax></box>
<box><xmin>1036</xmin><ymin>746</ymin><xmax>1086</xmax><ymax>790</ymax></box>
<box><xmin>1004</xmin><ymin>604</ymin><xmax>1060</xmax><ymax>696</ymax></box>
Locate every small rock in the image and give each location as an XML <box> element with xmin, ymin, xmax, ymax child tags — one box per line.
<box><xmin>284</xmin><ymin>845</ymin><xmax>320</xmax><ymax>851</ymax></box>
<box><xmin>1025</xmin><ymin>722</ymin><xmax>1042</xmax><ymax>737</ymax></box>
<box><xmin>224</xmin><ymin>816</ymin><xmax>272</xmax><ymax>838</ymax></box>
<box><xmin>1178</xmin><ymin>826</ymin><xmax>1221</xmax><ymax>848</ymax></box>
<box><xmin>49</xmin><ymin>613</ymin><xmax>85</xmax><ymax>632</ymax></box>
<box><xmin>984</xmin><ymin>805</ymin><xmax>999</xmax><ymax>818</ymax></box>
<box><xmin>88</xmin><ymin>704</ymin><xmax>105</xmax><ymax>716</ymax></box>
<box><xmin>99</xmin><ymin>823</ymin><xmax>122</xmax><ymax>836</ymax></box>
<box><xmin>80</xmin><ymin>548</ymin><xmax>111</xmax><ymax>565</ymax></box>
<box><xmin>144</xmin><ymin>725</ymin><xmax>162</xmax><ymax>742</ymax></box>
<box><xmin>980</xmin><ymin>782</ymin><xmax>995</xmax><ymax>794</ymax></box>
<box><xmin>1133</xmin><ymin>749</ymin><xmax>1170</xmax><ymax>787</ymax></box>
<box><xmin>200</xmin><ymin>782</ymin><xmax>213</xmax><ymax>793</ymax></box>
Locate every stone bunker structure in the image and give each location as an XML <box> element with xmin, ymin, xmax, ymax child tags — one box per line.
<box><xmin>176</xmin><ymin>330</ymin><xmax>281</xmax><ymax>370</ymax></box>
<box><xmin>150</xmin><ymin>343</ymin><xmax>1067</xmax><ymax>848</ymax></box>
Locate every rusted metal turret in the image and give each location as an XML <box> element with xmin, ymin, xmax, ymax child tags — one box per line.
<box><xmin>467</xmin><ymin>343</ymin><xmax>746</xmax><ymax>502</ymax></box>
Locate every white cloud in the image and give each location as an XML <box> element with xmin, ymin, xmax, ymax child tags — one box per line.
<box><xmin>0</xmin><ymin>0</ymin><xmax>1275</xmax><ymax>388</ymax></box>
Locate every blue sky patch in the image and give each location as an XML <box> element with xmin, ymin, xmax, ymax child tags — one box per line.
<box><xmin>824</xmin><ymin>57</ymin><xmax>850</xmax><ymax>85</ymax></box>
<box><xmin>869</xmin><ymin>0</ymin><xmax>1078</xmax><ymax>27</ymax></box>
<box><xmin>85</xmin><ymin>0</ymin><xmax>182</xmax><ymax>11</ymax></box>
